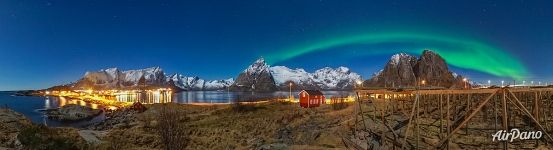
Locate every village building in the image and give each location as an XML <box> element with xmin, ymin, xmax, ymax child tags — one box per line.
<box><xmin>298</xmin><ymin>90</ymin><xmax>325</xmax><ymax>108</ymax></box>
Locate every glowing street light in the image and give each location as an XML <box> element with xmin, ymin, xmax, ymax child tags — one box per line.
<box><xmin>487</xmin><ymin>80</ymin><xmax>491</xmax><ymax>87</ymax></box>
<box><xmin>289</xmin><ymin>82</ymin><xmax>293</xmax><ymax>102</ymax></box>
<box><xmin>501</xmin><ymin>80</ymin><xmax>504</xmax><ymax>87</ymax></box>
<box><xmin>421</xmin><ymin>80</ymin><xmax>426</xmax><ymax>86</ymax></box>
<box><xmin>531</xmin><ymin>81</ymin><xmax>534</xmax><ymax>86</ymax></box>
<box><xmin>523</xmin><ymin>81</ymin><xmax>526</xmax><ymax>86</ymax></box>
<box><xmin>462</xmin><ymin>78</ymin><xmax>467</xmax><ymax>88</ymax></box>
<box><xmin>356</xmin><ymin>80</ymin><xmax>363</xmax><ymax>89</ymax></box>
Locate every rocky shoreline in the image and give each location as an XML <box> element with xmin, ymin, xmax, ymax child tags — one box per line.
<box><xmin>0</xmin><ymin>108</ymin><xmax>32</xmax><ymax>149</ymax></box>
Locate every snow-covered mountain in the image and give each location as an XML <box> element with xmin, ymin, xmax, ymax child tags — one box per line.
<box><xmin>168</xmin><ymin>74</ymin><xmax>234</xmax><ymax>91</ymax></box>
<box><xmin>229</xmin><ymin>58</ymin><xmax>278</xmax><ymax>92</ymax></box>
<box><xmin>270</xmin><ymin>66</ymin><xmax>362</xmax><ymax>90</ymax></box>
<box><xmin>365</xmin><ymin>50</ymin><xmax>467</xmax><ymax>88</ymax></box>
<box><xmin>73</xmin><ymin>67</ymin><xmax>166</xmax><ymax>89</ymax></box>
<box><xmin>66</xmin><ymin>67</ymin><xmax>233</xmax><ymax>91</ymax></box>
<box><xmin>229</xmin><ymin>57</ymin><xmax>363</xmax><ymax>92</ymax></box>
<box><xmin>54</xmin><ymin>58</ymin><xmax>363</xmax><ymax>91</ymax></box>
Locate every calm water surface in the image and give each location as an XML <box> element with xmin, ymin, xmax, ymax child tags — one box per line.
<box><xmin>0</xmin><ymin>91</ymin><xmax>106</xmax><ymax>127</ymax></box>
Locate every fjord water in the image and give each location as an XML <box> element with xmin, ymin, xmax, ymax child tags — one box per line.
<box><xmin>0</xmin><ymin>91</ymin><xmax>106</xmax><ymax>127</ymax></box>
<box><xmin>0</xmin><ymin>91</ymin><xmax>354</xmax><ymax>127</ymax></box>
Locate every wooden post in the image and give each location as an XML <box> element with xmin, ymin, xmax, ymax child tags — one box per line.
<box><xmin>400</xmin><ymin>92</ymin><xmax>420</xmax><ymax>150</ymax></box>
<box><xmin>494</xmin><ymin>94</ymin><xmax>498</xmax><ymax>131</ymax></box>
<box><xmin>465</xmin><ymin>93</ymin><xmax>470</xmax><ymax>134</ymax></box>
<box><xmin>416</xmin><ymin>93</ymin><xmax>420</xmax><ymax>149</ymax></box>
<box><xmin>446</xmin><ymin>94</ymin><xmax>450</xmax><ymax>150</ymax></box>
<box><xmin>439</xmin><ymin>94</ymin><xmax>443</xmax><ymax>139</ymax></box>
<box><xmin>507</xmin><ymin>89</ymin><xmax>553</xmax><ymax>144</ymax></box>
<box><xmin>434</xmin><ymin>90</ymin><xmax>498</xmax><ymax>149</ymax></box>
<box><xmin>534</xmin><ymin>92</ymin><xmax>539</xmax><ymax>122</ymax></box>
<box><xmin>502</xmin><ymin>89</ymin><xmax>508</xmax><ymax>150</ymax></box>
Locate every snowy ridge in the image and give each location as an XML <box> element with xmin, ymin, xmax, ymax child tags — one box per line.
<box><xmin>372</xmin><ymin>69</ymin><xmax>384</xmax><ymax>77</ymax></box>
<box><xmin>121</xmin><ymin>67</ymin><xmax>165</xmax><ymax>84</ymax></box>
<box><xmin>269</xmin><ymin>66</ymin><xmax>311</xmax><ymax>85</ymax></box>
<box><xmin>269</xmin><ymin>66</ymin><xmax>362</xmax><ymax>90</ymax></box>
<box><xmin>244</xmin><ymin>57</ymin><xmax>270</xmax><ymax>75</ymax></box>
<box><xmin>389</xmin><ymin>53</ymin><xmax>416</xmax><ymax>66</ymax></box>
<box><xmin>81</xmin><ymin>67</ymin><xmax>166</xmax><ymax>88</ymax></box>
<box><xmin>69</xmin><ymin>59</ymin><xmax>361</xmax><ymax>91</ymax></box>
<box><xmin>79</xmin><ymin>67</ymin><xmax>234</xmax><ymax>90</ymax></box>
<box><xmin>169</xmin><ymin>74</ymin><xmax>234</xmax><ymax>90</ymax></box>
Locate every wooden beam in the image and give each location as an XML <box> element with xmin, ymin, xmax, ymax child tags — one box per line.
<box><xmin>439</xmin><ymin>94</ymin><xmax>443</xmax><ymax>139</ymax></box>
<box><xmin>356</xmin><ymin>88</ymin><xmax>553</xmax><ymax>96</ymax></box>
<box><xmin>446</xmin><ymin>94</ymin><xmax>450</xmax><ymax>149</ymax></box>
<box><xmin>506</xmin><ymin>89</ymin><xmax>553</xmax><ymax>144</ymax></box>
<box><xmin>502</xmin><ymin>89</ymin><xmax>508</xmax><ymax>150</ymax></box>
<box><xmin>534</xmin><ymin>92</ymin><xmax>539</xmax><ymax>122</ymax></box>
<box><xmin>401</xmin><ymin>92</ymin><xmax>420</xmax><ymax>149</ymax></box>
<box><xmin>435</xmin><ymin>90</ymin><xmax>498</xmax><ymax>149</ymax></box>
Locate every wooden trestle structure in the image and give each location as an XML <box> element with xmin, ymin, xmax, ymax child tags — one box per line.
<box><xmin>349</xmin><ymin>87</ymin><xmax>553</xmax><ymax>149</ymax></box>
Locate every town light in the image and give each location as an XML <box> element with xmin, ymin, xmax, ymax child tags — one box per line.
<box><xmin>289</xmin><ymin>82</ymin><xmax>293</xmax><ymax>102</ymax></box>
<box><xmin>463</xmin><ymin>78</ymin><xmax>468</xmax><ymax>89</ymax></box>
<box><xmin>501</xmin><ymin>80</ymin><xmax>504</xmax><ymax>87</ymax></box>
<box><xmin>421</xmin><ymin>80</ymin><xmax>426</xmax><ymax>85</ymax></box>
<box><xmin>488</xmin><ymin>80</ymin><xmax>491</xmax><ymax>87</ymax></box>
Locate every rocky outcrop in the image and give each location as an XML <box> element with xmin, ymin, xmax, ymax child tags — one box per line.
<box><xmin>229</xmin><ymin>58</ymin><xmax>278</xmax><ymax>92</ymax></box>
<box><xmin>0</xmin><ymin>108</ymin><xmax>32</xmax><ymax>148</ymax></box>
<box><xmin>414</xmin><ymin>50</ymin><xmax>465</xmax><ymax>88</ymax></box>
<box><xmin>364</xmin><ymin>53</ymin><xmax>417</xmax><ymax>87</ymax></box>
<box><xmin>364</xmin><ymin>50</ymin><xmax>466</xmax><ymax>88</ymax></box>
<box><xmin>47</xmin><ymin>104</ymin><xmax>103</xmax><ymax>121</ymax></box>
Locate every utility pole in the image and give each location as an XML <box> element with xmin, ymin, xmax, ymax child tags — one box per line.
<box><xmin>289</xmin><ymin>82</ymin><xmax>293</xmax><ymax>102</ymax></box>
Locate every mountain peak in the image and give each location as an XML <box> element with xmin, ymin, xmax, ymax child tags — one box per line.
<box><xmin>422</xmin><ymin>49</ymin><xmax>437</xmax><ymax>55</ymax></box>
<box><xmin>390</xmin><ymin>53</ymin><xmax>415</xmax><ymax>66</ymax></box>
<box><xmin>366</xmin><ymin>50</ymin><xmax>466</xmax><ymax>88</ymax></box>
<box><xmin>245</xmin><ymin>57</ymin><xmax>270</xmax><ymax>74</ymax></box>
<box><xmin>254</xmin><ymin>57</ymin><xmax>265</xmax><ymax>64</ymax></box>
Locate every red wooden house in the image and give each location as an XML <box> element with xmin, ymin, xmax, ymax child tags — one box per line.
<box><xmin>299</xmin><ymin>90</ymin><xmax>325</xmax><ymax>108</ymax></box>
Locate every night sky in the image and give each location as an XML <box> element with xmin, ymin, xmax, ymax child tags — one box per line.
<box><xmin>1</xmin><ymin>0</ymin><xmax>552</xmax><ymax>90</ymax></box>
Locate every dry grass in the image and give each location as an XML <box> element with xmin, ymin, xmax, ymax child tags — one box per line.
<box><xmin>156</xmin><ymin>104</ymin><xmax>189</xmax><ymax>150</ymax></box>
<box><xmin>92</xmin><ymin>102</ymin><xmax>356</xmax><ymax>149</ymax></box>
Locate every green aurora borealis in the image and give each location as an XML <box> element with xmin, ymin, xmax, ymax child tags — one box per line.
<box><xmin>265</xmin><ymin>32</ymin><xmax>528</xmax><ymax>80</ymax></box>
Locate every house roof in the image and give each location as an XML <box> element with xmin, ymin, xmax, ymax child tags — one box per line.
<box><xmin>300</xmin><ymin>90</ymin><xmax>324</xmax><ymax>95</ymax></box>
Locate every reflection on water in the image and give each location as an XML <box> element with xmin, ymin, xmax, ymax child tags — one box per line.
<box><xmin>0</xmin><ymin>94</ymin><xmax>107</xmax><ymax>128</ymax></box>
<box><xmin>0</xmin><ymin>91</ymin><xmax>354</xmax><ymax>127</ymax></box>
<box><xmin>115</xmin><ymin>91</ymin><xmax>172</xmax><ymax>104</ymax></box>
<box><xmin>114</xmin><ymin>91</ymin><xmax>355</xmax><ymax>104</ymax></box>
<box><xmin>46</xmin><ymin>96</ymin><xmax>99</xmax><ymax>109</ymax></box>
